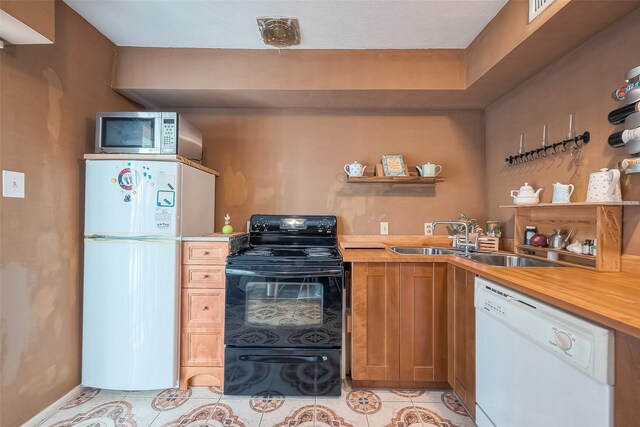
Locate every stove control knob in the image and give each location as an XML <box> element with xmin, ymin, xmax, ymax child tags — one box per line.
<box><xmin>554</xmin><ymin>330</ymin><xmax>572</xmax><ymax>351</ymax></box>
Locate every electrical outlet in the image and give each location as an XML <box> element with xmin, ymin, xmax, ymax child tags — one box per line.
<box><xmin>424</xmin><ymin>222</ymin><xmax>433</xmax><ymax>235</ymax></box>
<box><xmin>2</xmin><ymin>170</ymin><xmax>25</xmax><ymax>198</ymax></box>
<box><xmin>380</xmin><ymin>221</ymin><xmax>389</xmax><ymax>235</ymax></box>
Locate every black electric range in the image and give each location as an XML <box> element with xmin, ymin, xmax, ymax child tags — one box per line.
<box><xmin>224</xmin><ymin>214</ymin><xmax>344</xmax><ymax>397</ymax></box>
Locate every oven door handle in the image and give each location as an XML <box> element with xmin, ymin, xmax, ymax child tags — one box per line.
<box><xmin>226</xmin><ymin>268</ymin><xmax>343</xmax><ymax>278</ymax></box>
<box><xmin>238</xmin><ymin>355</ymin><xmax>328</xmax><ymax>364</ymax></box>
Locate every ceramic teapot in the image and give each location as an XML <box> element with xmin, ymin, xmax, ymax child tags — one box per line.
<box><xmin>344</xmin><ymin>161</ymin><xmax>366</xmax><ymax>177</ymax></box>
<box><xmin>586</xmin><ymin>168</ymin><xmax>622</xmax><ymax>203</ymax></box>
<box><xmin>552</xmin><ymin>182</ymin><xmax>575</xmax><ymax>204</ymax></box>
<box><xmin>510</xmin><ymin>183</ymin><xmax>543</xmax><ymax>205</ymax></box>
<box><xmin>416</xmin><ymin>163</ymin><xmax>443</xmax><ymax>177</ymax></box>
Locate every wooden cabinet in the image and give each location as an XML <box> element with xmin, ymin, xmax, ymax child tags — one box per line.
<box><xmin>615</xmin><ymin>331</ymin><xmax>640</xmax><ymax>426</ymax></box>
<box><xmin>351</xmin><ymin>262</ymin><xmax>447</xmax><ymax>387</ymax></box>
<box><xmin>179</xmin><ymin>241</ymin><xmax>227</xmax><ymax>389</ymax></box>
<box><xmin>504</xmin><ymin>203</ymin><xmax>623</xmax><ymax>271</ymax></box>
<box><xmin>447</xmin><ymin>264</ymin><xmax>476</xmax><ymax>418</ymax></box>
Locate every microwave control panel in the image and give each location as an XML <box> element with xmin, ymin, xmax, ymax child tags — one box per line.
<box><xmin>161</xmin><ymin>114</ymin><xmax>177</xmax><ymax>153</ymax></box>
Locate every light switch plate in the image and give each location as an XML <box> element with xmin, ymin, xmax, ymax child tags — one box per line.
<box><xmin>380</xmin><ymin>221</ymin><xmax>389</xmax><ymax>235</ymax></box>
<box><xmin>2</xmin><ymin>170</ymin><xmax>25</xmax><ymax>198</ymax></box>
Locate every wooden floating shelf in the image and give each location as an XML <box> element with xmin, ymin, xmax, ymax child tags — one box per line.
<box><xmin>500</xmin><ymin>201</ymin><xmax>640</xmax><ymax>208</ymax></box>
<box><xmin>347</xmin><ymin>176</ymin><xmax>444</xmax><ymax>184</ymax></box>
<box><xmin>346</xmin><ymin>163</ymin><xmax>444</xmax><ymax>184</ymax></box>
<box><xmin>516</xmin><ymin>245</ymin><xmax>595</xmax><ymax>261</ymax></box>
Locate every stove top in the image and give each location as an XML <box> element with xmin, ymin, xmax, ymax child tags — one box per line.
<box><xmin>227</xmin><ymin>246</ymin><xmax>342</xmax><ymax>265</ymax></box>
<box><xmin>227</xmin><ymin>214</ymin><xmax>342</xmax><ymax>266</ymax></box>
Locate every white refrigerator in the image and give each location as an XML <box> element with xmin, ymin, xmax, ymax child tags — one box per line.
<box><xmin>82</xmin><ymin>159</ymin><xmax>215</xmax><ymax>390</ymax></box>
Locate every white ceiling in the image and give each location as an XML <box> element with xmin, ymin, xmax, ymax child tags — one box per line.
<box><xmin>64</xmin><ymin>0</ymin><xmax>507</xmax><ymax>49</ymax></box>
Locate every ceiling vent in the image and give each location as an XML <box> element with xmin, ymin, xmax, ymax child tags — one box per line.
<box><xmin>257</xmin><ymin>17</ymin><xmax>300</xmax><ymax>48</ymax></box>
<box><xmin>529</xmin><ymin>0</ymin><xmax>555</xmax><ymax>23</ymax></box>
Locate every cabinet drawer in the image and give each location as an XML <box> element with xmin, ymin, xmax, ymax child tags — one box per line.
<box><xmin>183</xmin><ymin>265</ymin><xmax>225</xmax><ymax>289</ymax></box>
<box><xmin>183</xmin><ymin>242</ymin><xmax>229</xmax><ymax>265</ymax></box>
<box><xmin>181</xmin><ymin>331</ymin><xmax>224</xmax><ymax>366</ymax></box>
<box><xmin>181</xmin><ymin>289</ymin><xmax>225</xmax><ymax>329</ymax></box>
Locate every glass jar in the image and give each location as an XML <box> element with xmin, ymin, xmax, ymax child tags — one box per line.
<box><xmin>487</xmin><ymin>221</ymin><xmax>502</xmax><ymax>237</ymax></box>
<box><xmin>524</xmin><ymin>226</ymin><xmax>537</xmax><ymax>245</ymax></box>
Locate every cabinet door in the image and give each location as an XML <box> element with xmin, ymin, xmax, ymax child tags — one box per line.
<box><xmin>449</xmin><ymin>266</ymin><xmax>476</xmax><ymax>418</ymax></box>
<box><xmin>446</xmin><ymin>264</ymin><xmax>456</xmax><ymax>386</ymax></box>
<box><xmin>181</xmin><ymin>331</ymin><xmax>224</xmax><ymax>366</ymax></box>
<box><xmin>453</xmin><ymin>266</ymin><xmax>469</xmax><ymax>400</ymax></box>
<box><xmin>399</xmin><ymin>263</ymin><xmax>447</xmax><ymax>382</ymax></box>
<box><xmin>351</xmin><ymin>262</ymin><xmax>400</xmax><ymax>381</ymax></box>
<box><xmin>182</xmin><ymin>265</ymin><xmax>226</xmax><ymax>289</ymax></box>
<box><xmin>182</xmin><ymin>242</ymin><xmax>229</xmax><ymax>265</ymax></box>
<box><xmin>464</xmin><ymin>269</ymin><xmax>476</xmax><ymax>417</ymax></box>
<box><xmin>181</xmin><ymin>289</ymin><xmax>225</xmax><ymax>329</ymax></box>
<box><xmin>181</xmin><ymin>288</ymin><xmax>225</xmax><ymax>367</ymax></box>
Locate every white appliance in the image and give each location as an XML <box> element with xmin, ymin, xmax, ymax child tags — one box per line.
<box><xmin>96</xmin><ymin>112</ymin><xmax>203</xmax><ymax>161</ymax></box>
<box><xmin>475</xmin><ymin>277</ymin><xmax>614</xmax><ymax>427</ymax></box>
<box><xmin>82</xmin><ymin>159</ymin><xmax>215</xmax><ymax>390</ymax></box>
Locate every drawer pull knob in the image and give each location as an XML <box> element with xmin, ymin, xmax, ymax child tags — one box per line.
<box><xmin>203</xmin><ymin>305</ymin><xmax>210</xmax><ymax>311</ymax></box>
<box><xmin>203</xmin><ymin>274</ymin><xmax>209</xmax><ymax>278</ymax></box>
<box><xmin>203</xmin><ymin>251</ymin><xmax>210</xmax><ymax>255</ymax></box>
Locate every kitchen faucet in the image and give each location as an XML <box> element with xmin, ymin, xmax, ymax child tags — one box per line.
<box><xmin>432</xmin><ymin>220</ymin><xmax>478</xmax><ymax>256</ymax></box>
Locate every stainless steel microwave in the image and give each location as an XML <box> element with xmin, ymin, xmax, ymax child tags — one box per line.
<box><xmin>95</xmin><ymin>112</ymin><xmax>203</xmax><ymax>160</ymax></box>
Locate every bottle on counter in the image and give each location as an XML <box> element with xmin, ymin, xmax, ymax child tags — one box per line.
<box><xmin>583</xmin><ymin>240</ymin><xmax>592</xmax><ymax>255</ymax></box>
<box><xmin>524</xmin><ymin>226</ymin><xmax>537</xmax><ymax>245</ymax></box>
<box><xmin>591</xmin><ymin>239</ymin><xmax>597</xmax><ymax>257</ymax></box>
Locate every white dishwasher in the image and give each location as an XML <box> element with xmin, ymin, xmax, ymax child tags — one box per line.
<box><xmin>475</xmin><ymin>277</ymin><xmax>614</xmax><ymax>427</ymax></box>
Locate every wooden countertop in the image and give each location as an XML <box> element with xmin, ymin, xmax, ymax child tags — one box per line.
<box><xmin>182</xmin><ymin>232</ymin><xmax>248</xmax><ymax>242</ymax></box>
<box><xmin>341</xmin><ymin>245</ymin><xmax>640</xmax><ymax>340</ymax></box>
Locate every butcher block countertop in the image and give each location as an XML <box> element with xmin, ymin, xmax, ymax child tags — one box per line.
<box><xmin>340</xmin><ymin>244</ymin><xmax>640</xmax><ymax>340</ymax></box>
<box><xmin>182</xmin><ymin>232</ymin><xmax>248</xmax><ymax>242</ymax></box>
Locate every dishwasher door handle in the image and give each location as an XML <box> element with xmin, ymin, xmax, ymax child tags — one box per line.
<box><xmin>507</xmin><ymin>296</ymin><xmax>537</xmax><ymax>310</ymax></box>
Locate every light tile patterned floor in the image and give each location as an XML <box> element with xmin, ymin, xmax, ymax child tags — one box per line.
<box><xmin>37</xmin><ymin>380</ymin><xmax>476</xmax><ymax>427</ymax></box>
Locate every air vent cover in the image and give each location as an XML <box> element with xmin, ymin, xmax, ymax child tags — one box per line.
<box><xmin>257</xmin><ymin>17</ymin><xmax>300</xmax><ymax>48</ymax></box>
<box><xmin>529</xmin><ymin>0</ymin><xmax>555</xmax><ymax>22</ymax></box>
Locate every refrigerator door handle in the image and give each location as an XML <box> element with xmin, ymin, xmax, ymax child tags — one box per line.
<box><xmin>85</xmin><ymin>235</ymin><xmax>180</xmax><ymax>242</ymax></box>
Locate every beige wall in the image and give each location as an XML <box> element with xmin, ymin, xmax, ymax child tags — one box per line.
<box><xmin>0</xmin><ymin>3</ymin><xmax>136</xmax><ymax>426</ymax></box>
<box><xmin>485</xmin><ymin>8</ymin><xmax>640</xmax><ymax>255</ymax></box>
<box><xmin>185</xmin><ymin>109</ymin><xmax>486</xmax><ymax>235</ymax></box>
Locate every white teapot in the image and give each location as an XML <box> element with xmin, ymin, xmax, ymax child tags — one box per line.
<box><xmin>344</xmin><ymin>161</ymin><xmax>366</xmax><ymax>177</ymax></box>
<box><xmin>510</xmin><ymin>183</ymin><xmax>543</xmax><ymax>205</ymax></box>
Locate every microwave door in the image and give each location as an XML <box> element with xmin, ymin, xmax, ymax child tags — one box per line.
<box><xmin>96</xmin><ymin>112</ymin><xmax>163</xmax><ymax>155</ymax></box>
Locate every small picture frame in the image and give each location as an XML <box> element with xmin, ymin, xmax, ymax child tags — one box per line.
<box><xmin>381</xmin><ymin>155</ymin><xmax>406</xmax><ymax>176</ymax></box>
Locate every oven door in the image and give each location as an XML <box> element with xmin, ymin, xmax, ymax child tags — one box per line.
<box><xmin>225</xmin><ymin>266</ymin><xmax>343</xmax><ymax>348</ymax></box>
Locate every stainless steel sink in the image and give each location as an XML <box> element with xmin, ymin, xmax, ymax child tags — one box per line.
<box><xmin>389</xmin><ymin>246</ymin><xmax>461</xmax><ymax>255</ymax></box>
<box><xmin>465</xmin><ymin>253</ymin><xmax>560</xmax><ymax>267</ymax></box>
